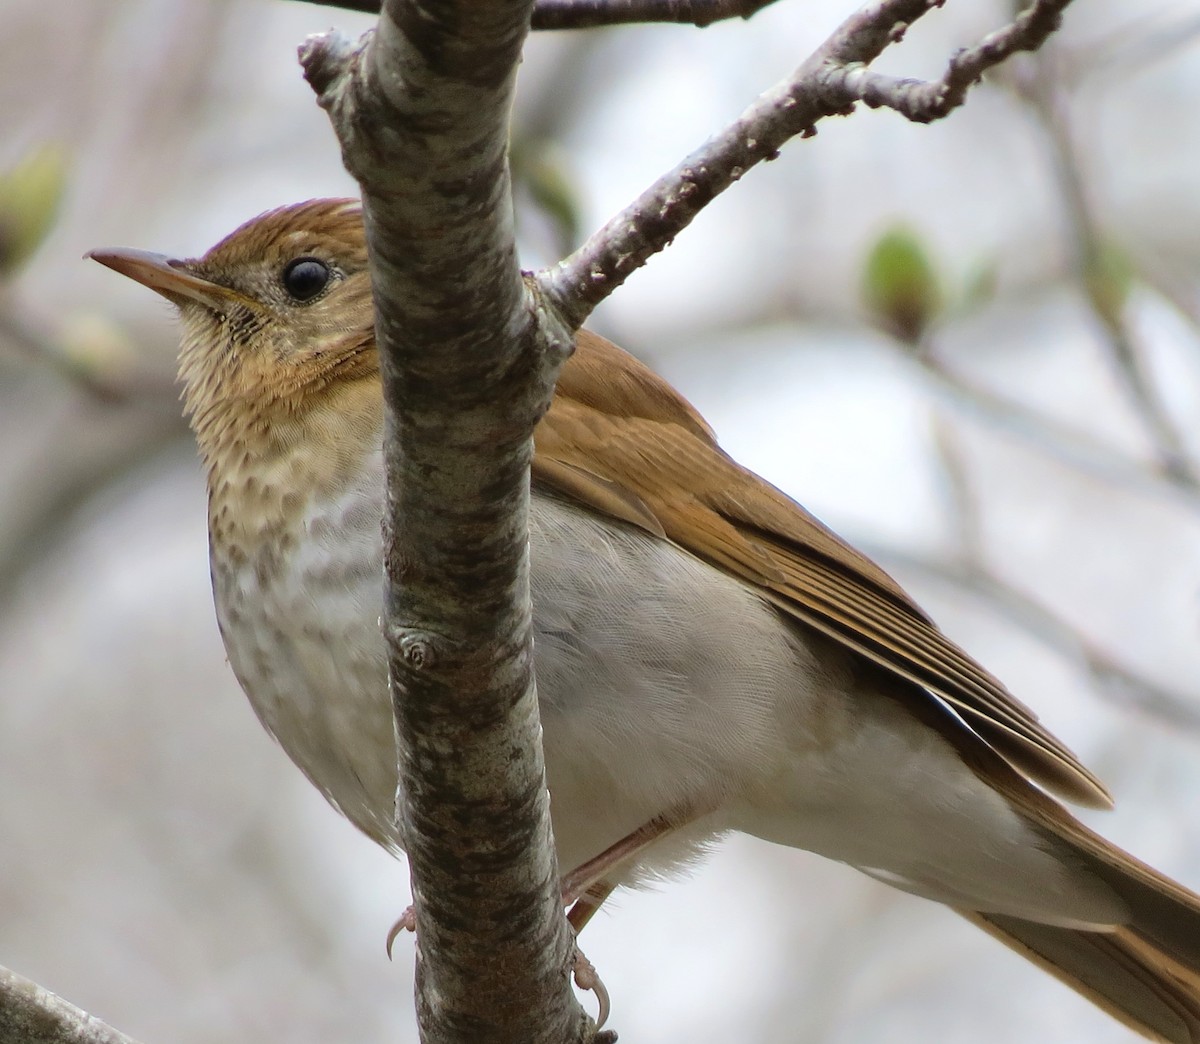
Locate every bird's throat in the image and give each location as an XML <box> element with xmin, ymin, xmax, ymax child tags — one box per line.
<box><xmin>200</xmin><ymin>374</ymin><xmax>384</xmax><ymax>564</ymax></box>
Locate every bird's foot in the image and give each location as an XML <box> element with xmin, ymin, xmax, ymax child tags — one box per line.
<box><xmin>385</xmin><ymin>904</ymin><xmax>417</xmax><ymax>959</ymax></box>
<box><xmin>572</xmin><ymin>940</ymin><xmax>611</xmax><ymax>1030</ymax></box>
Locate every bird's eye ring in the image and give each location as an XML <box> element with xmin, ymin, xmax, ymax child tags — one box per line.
<box><xmin>282</xmin><ymin>257</ymin><xmax>331</xmax><ymax>302</ymax></box>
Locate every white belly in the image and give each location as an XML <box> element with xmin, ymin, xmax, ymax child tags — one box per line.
<box><xmin>210</xmin><ymin>465</ymin><xmax>1118</xmax><ymax>926</ymax></box>
<box><xmin>210</xmin><ymin>452</ymin><xmax>814</xmax><ymax>868</ymax></box>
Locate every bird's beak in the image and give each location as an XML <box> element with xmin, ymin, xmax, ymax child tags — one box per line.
<box><xmin>87</xmin><ymin>247</ymin><xmax>243</xmax><ymax>313</ymax></box>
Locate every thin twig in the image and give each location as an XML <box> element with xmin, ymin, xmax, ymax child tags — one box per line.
<box><xmin>539</xmin><ymin>0</ymin><xmax>1080</xmax><ymax>328</ymax></box>
<box><xmin>849</xmin><ymin>0</ymin><xmax>1073</xmax><ymax>123</ymax></box>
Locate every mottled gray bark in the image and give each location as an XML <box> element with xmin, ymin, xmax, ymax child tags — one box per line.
<box><xmin>289</xmin><ymin>0</ymin><xmax>783</xmax><ymax>30</ymax></box>
<box><xmin>0</xmin><ymin>966</ymin><xmax>146</xmax><ymax>1044</ymax></box>
<box><xmin>300</xmin><ymin>3</ymin><xmax>585</xmax><ymax>1043</ymax></box>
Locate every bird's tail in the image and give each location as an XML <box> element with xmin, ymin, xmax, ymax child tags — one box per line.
<box><xmin>960</xmin><ymin>910</ymin><xmax>1200</xmax><ymax>1043</ymax></box>
<box><xmin>965</xmin><ymin>755</ymin><xmax>1200</xmax><ymax>1043</ymax></box>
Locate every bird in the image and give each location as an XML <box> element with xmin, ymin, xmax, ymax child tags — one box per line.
<box><xmin>90</xmin><ymin>198</ymin><xmax>1200</xmax><ymax>1042</ymax></box>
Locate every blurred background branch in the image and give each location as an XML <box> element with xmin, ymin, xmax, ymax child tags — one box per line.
<box><xmin>1008</xmin><ymin>44</ymin><xmax>1198</xmax><ymax>485</ymax></box>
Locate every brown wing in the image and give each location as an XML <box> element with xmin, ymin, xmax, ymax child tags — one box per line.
<box><xmin>534</xmin><ymin>330</ymin><xmax>1112</xmax><ymax>810</ymax></box>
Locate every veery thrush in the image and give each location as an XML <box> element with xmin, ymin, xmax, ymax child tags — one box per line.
<box><xmin>90</xmin><ymin>199</ymin><xmax>1200</xmax><ymax>1042</ymax></box>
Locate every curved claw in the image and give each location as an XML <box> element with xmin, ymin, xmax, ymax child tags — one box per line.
<box><xmin>385</xmin><ymin>905</ymin><xmax>417</xmax><ymax>959</ymax></box>
<box><xmin>571</xmin><ymin>943</ymin><xmax>611</xmax><ymax>1030</ymax></box>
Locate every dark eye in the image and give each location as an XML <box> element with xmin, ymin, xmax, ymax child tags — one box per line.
<box><xmin>282</xmin><ymin>257</ymin><xmax>331</xmax><ymax>302</ymax></box>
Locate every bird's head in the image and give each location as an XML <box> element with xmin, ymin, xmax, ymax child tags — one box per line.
<box><xmin>90</xmin><ymin>198</ymin><xmax>379</xmax><ymax>466</ymax></box>
<box><xmin>89</xmin><ymin>198</ymin><xmax>376</xmax><ymax>406</ymax></box>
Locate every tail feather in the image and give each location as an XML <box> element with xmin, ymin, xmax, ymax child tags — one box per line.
<box><xmin>960</xmin><ymin>913</ymin><xmax>1200</xmax><ymax>1044</ymax></box>
<box><xmin>1080</xmin><ymin>849</ymin><xmax>1200</xmax><ymax>974</ymax></box>
<box><xmin>937</xmin><ymin>706</ymin><xmax>1200</xmax><ymax>1041</ymax></box>
<box><xmin>966</xmin><ymin>745</ymin><xmax>1200</xmax><ymax>1041</ymax></box>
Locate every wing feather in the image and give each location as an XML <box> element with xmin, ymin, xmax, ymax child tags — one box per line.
<box><xmin>534</xmin><ymin>331</ymin><xmax>1113</xmax><ymax>809</ymax></box>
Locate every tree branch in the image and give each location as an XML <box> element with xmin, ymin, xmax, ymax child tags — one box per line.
<box><xmin>289</xmin><ymin>0</ymin><xmax>783</xmax><ymax>30</ymax></box>
<box><xmin>849</xmin><ymin>0</ymin><xmax>1072</xmax><ymax>122</ymax></box>
<box><xmin>0</xmin><ymin>966</ymin><xmax>146</xmax><ymax>1044</ymax></box>
<box><xmin>538</xmin><ymin>0</ymin><xmax>1079</xmax><ymax>329</ymax></box>
<box><xmin>532</xmin><ymin>0</ymin><xmax>780</xmax><ymax>29</ymax></box>
<box><xmin>300</xmin><ymin>3</ymin><xmax>585</xmax><ymax>1042</ymax></box>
